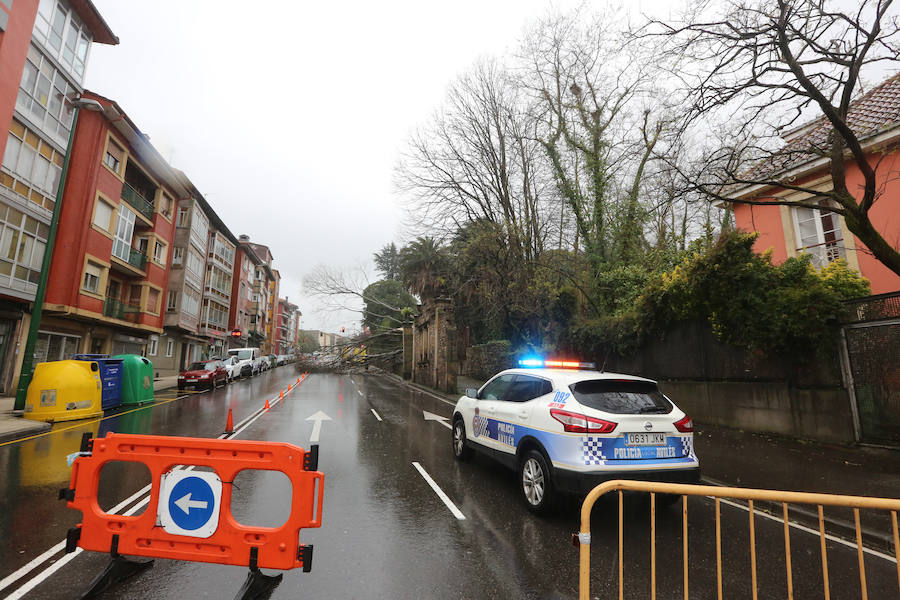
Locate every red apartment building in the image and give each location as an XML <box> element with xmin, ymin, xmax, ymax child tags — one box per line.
<box><xmin>41</xmin><ymin>91</ymin><xmax>187</xmax><ymax>355</ymax></box>
<box><xmin>729</xmin><ymin>73</ymin><xmax>900</xmax><ymax>295</ymax></box>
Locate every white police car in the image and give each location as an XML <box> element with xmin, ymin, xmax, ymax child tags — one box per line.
<box><xmin>452</xmin><ymin>359</ymin><xmax>700</xmax><ymax>514</ymax></box>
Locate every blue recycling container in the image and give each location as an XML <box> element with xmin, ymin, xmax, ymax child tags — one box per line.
<box><xmin>73</xmin><ymin>354</ymin><xmax>124</xmax><ymax>411</ymax></box>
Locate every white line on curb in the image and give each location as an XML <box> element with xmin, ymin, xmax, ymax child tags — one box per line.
<box><xmin>412</xmin><ymin>462</ymin><xmax>465</xmax><ymax>520</ymax></box>
<box><xmin>370</xmin><ymin>409</ymin><xmax>382</xmax><ymax>422</ymax></box>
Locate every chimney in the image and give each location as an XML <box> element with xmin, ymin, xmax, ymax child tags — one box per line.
<box><xmin>239</xmin><ymin>234</ymin><xmax>250</xmax><ymax>242</ymax></box>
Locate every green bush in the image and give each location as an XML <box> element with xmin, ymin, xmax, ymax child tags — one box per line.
<box><xmin>570</xmin><ymin>231</ymin><xmax>871</xmax><ymax>361</ymax></box>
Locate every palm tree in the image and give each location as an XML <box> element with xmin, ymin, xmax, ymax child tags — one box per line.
<box><xmin>399</xmin><ymin>237</ymin><xmax>448</xmax><ymax>299</ymax></box>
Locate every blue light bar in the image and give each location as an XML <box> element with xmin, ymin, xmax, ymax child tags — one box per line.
<box><xmin>518</xmin><ymin>358</ymin><xmax>544</xmax><ymax>368</ymax></box>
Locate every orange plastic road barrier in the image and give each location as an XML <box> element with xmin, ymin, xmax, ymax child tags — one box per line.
<box><xmin>62</xmin><ymin>433</ymin><xmax>323</xmax><ymax>570</ymax></box>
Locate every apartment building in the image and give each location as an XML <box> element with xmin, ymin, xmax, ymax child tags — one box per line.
<box><xmin>0</xmin><ymin>0</ymin><xmax>116</xmax><ymax>392</ymax></box>
<box><xmin>227</xmin><ymin>238</ymin><xmax>260</xmax><ymax>350</ymax></box>
<box><xmin>266</xmin><ymin>268</ymin><xmax>280</xmax><ymax>353</ymax></box>
<box><xmin>40</xmin><ymin>91</ymin><xmax>185</xmax><ymax>363</ymax></box>
<box><xmin>275</xmin><ymin>296</ymin><xmax>299</xmax><ymax>354</ymax></box>
<box><xmin>201</xmin><ymin>228</ymin><xmax>236</xmax><ymax>358</ymax></box>
<box><xmin>241</xmin><ymin>238</ymin><xmax>276</xmax><ymax>354</ymax></box>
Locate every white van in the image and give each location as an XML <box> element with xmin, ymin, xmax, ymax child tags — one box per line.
<box><xmin>227</xmin><ymin>347</ymin><xmax>263</xmax><ymax>377</ymax></box>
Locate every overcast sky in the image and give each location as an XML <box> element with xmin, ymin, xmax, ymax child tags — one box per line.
<box><xmin>84</xmin><ymin>0</ymin><xmax>671</xmax><ymax>333</ymax></box>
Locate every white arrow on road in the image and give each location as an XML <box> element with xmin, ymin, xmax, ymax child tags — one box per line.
<box><xmin>174</xmin><ymin>493</ymin><xmax>208</xmax><ymax>515</ymax></box>
<box><xmin>423</xmin><ymin>410</ymin><xmax>452</xmax><ymax>430</ymax></box>
<box><xmin>306</xmin><ymin>410</ymin><xmax>332</xmax><ymax>443</ymax></box>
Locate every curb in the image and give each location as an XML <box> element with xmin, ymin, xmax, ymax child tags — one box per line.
<box><xmin>0</xmin><ymin>418</ymin><xmax>51</xmax><ymax>444</ymax></box>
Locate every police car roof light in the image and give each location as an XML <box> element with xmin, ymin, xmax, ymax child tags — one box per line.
<box><xmin>517</xmin><ymin>358</ymin><xmax>597</xmax><ymax>370</ymax></box>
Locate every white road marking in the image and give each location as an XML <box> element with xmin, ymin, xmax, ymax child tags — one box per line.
<box><xmin>370</xmin><ymin>409</ymin><xmax>382</xmax><ymax>422</ymax></box>
<box><xmin>306</xmin><ymin>411</ymin><xmax>332</xmax><ymax>443</ymax></box>
<box><xmin>4</xmin><ymin>376</ymin><xmax>309</xmax><ymax>598</ymax></box>
<box><xmin>423</xmin><ymin>410</ymin><xmax>451</xmax><ymax>430</ymax></box>
<box><xmin>716</xmin><ymin>497</ymin><xmax>898</xmax><ymax>563</ymax></box>
<box><xmin>412</xmin><ymin>462</ymin><xmax>465</xmax><ymax>520</ymax></box>
<box><xmin>357</xmin><ymin>389</ymin><xmax>364</xmax><ymax>397</ymax></box>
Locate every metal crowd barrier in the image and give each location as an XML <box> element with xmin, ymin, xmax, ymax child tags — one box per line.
<box><xmin>576</xmin><ymin>480</ymin><xmax>900</xmax><ymax>600</ymax></box>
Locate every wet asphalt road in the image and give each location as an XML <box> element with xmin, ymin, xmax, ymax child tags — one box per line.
<box><xmin>1</xmin><ymin>369</ymin><xmax>897</xmax><ymax>599</ymax></box>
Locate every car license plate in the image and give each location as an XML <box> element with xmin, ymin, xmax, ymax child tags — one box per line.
<box><xmin>625</xmin><ymin>432</ymin><xmax>666</xmax><ymax>446</ymax></box>
<box><xmin>186</xmin><ymin>379</ymin><xmax>197</xmax><ymax>383</ymax></box>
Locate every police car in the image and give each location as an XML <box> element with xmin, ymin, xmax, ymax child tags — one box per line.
<box><xmin>451</xmin><ymin>359</ymin><xmax>700</xmax><ymax>514</ymax></box>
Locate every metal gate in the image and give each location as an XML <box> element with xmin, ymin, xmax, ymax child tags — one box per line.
<box><xmin>840</xmin><ymin>292</ymin><xmax>900</xmax><ymax>446</ymax></box>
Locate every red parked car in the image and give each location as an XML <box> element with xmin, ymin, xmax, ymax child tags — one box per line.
<box><xmin>178</xmin><ymin>360</ymin><xmax>229</xmax><ymax>390</ymax></box>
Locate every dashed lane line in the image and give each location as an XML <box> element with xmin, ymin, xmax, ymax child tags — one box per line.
<box><xmin>412</xmin><ymin>462</ymin><xmax>465</xmax><ymax>520</ymax></box>
<box><xmin>370</xmin><ymin>409</ymin><xmax>382</xmax><ymax>422</ymax></box>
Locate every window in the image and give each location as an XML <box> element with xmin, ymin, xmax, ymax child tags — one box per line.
<box><xmin>504</xmin><ymin>375</ymin><xmax>553</xmax><ymax>402</ymax></box>
<box><xmin>82</xmin><ymin>262</ymin><xmax>102</xmax><ymax>294</ymax></box>
<box><xmin>478</xmin><ymin>374</ymin><xmax>516</xmax><ymax>401</ymax></box>
<box><xmin>33</xmin><ymin>1</ymin><xmax>91</xmax><ymax>81</ymax></box>
<box><xmin>167</xmin><ymin>290</ymin><xmax>178</xmax><ymax>311</ymax></box>
<box><xmin>186</xmin><ymin>247</ymin><xmax>204</xmax><ymax>280</ymax></box>
<box><xmin>158</xmin><ymin>193</ymin><xmax>172</xmax><ymax>218</ymax></box>
<box><xmin>92</xmin><ymin>198</ymin><xmax>114</xmax><ymax>232</ymax></box>
<box><xmin>0</xmin><ymin>203</ymin><xmax>49</xmax><ymax>289</ymax></box>
<box><xmin>16</xmin><ymin>45</ymin><xmax>78</xmax><ymax>145</ymax></box>
<box><xmin>177</xmin><ymin>207</ymin><xmax>189</xmax><ymax>227</ymax></box>
<box><xmin>147</xmin><ymin>336</ymin><xmax>158</xmax><ymax>356</ymax></box>
<box><xmin>794</xmin><ymin>206</ymin><xmax>846</xmax><ymax>268</ymax></box>
<box><xmin>153</xmin><ymin>240</ymin><xmax>166</xmax><ymax>264</ymax></box>
<box><xmin>146</xmin><ymin>288</ymin><xmax>160</xmax><ymax>314</ymax></box>
<box><xmin>181</xmin><ymin>286</ymin><xmax>200</xmax><ymax>317</ymax></box>
<box><xmin>173</xmin><ymin>247</ymin><xmax>184</xmax><ymax>265</ymax></box>
<box><xmin>33</xmin><ymin>330</ymin><xmax>81</xmax><ymax>363</ymax></box>
<box><xmin>111</xmin><ymin>204</ymin><xmax>135</xmax><ymax>262</ymax></box>
<box><xmin>104</xmin><ymin>140</ymin><xmax>123</xmax><ymax>174</ymax></box>
<box><xmin>166</xmin><ymin>338</ymin><xmax>174</xmax><ymax>357</ymax></box>
<box><xmin>569</xmin><ymin>380</ymin><xmax>672</xmax><ymax>415</ymax></box>
<box><xmin>1</xmin><ymin>119</ymin><xmax>64</xmax><ymax>212</ymax></box>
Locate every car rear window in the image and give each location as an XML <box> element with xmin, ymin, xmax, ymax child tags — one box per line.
<box><xmin>568</xmin><ymin>379</ymin><xmax>672</xmax><ymax>414</ymax></box>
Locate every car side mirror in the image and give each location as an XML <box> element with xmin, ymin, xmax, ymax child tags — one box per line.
<box><xmin>465</xmin><ymin>388</ymin><xmax>478</xmax><ymax>399</ymax></box>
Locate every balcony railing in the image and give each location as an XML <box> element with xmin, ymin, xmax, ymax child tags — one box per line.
<box><xmin>103</xmin><ymin>298</ymin><xmax>141</xmax><ymax>323</ymax></box>
<box><xmin>121</xmin><ymin>181</ymin><xmax>155</xmax><ymax>221</ymax></box>
<box><xmin>126</xmin><ymin>247</ymin><xmax>147</xmax><ymax>271</ymax></box>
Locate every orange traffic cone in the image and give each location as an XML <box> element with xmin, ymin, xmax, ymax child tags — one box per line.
<box><xmin>264</xmin><ymin>398</ymin><xmax>270</xmax><ymax>410</ymax></box>
<box><xmin>279</xmin><ymin>390</ymin><xmax>284</xmax><ymax>401</ymax></box>
<box><xmin>297</xmin><ymin>377</ymin><xmax>300</xmax><ymax>384</ymax></box>
<box><xmin>288</xmin><ymin>383</ymin><xmax>292</xmax><ymax>391</ymax></box>
<box><xmin>225</xmin><ymin>408</ymin><xmax>234</xmax><ymax>435</ymax></box>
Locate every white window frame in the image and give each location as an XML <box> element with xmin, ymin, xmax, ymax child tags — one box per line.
<box><xmin>165</xmin><ymin>338</ymin><xmax>174</xmax><ymax>357</ymax></box>
<box><xmin>147</xmin><ymin>336</ymin><xmax>158</xmax><ymax>356</ymax></box>
<box><xmin>792</xmin><ymin>205</ymin><xmax>847</xmax><ymax>269</ymax></box>
<box><xmin>112</xmin><ymin>204</ymin><xmax>136</xmax><ymax>263</ymax></box>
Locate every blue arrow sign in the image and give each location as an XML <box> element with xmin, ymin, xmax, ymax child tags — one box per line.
<box><xmin>167</xmin><ymin>475</ymin><xmax>216</xmax><ymax>531</ymax></box>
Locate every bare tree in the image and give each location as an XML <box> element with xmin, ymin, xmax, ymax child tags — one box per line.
<box><xmin>396</xmin><ymin>59</ymin><xmax>555</xmax><ymax>262</ymax></box>
<box><xmin>644</xmin><ymin>0</ymin><xmax>900</xmax><ymax>276</ymax></box>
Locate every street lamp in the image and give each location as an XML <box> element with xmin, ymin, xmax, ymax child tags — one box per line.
<box><xmin>13</xmin><ymin>96</ymin><xmax>104</xmax><ymax>410</ymax></box>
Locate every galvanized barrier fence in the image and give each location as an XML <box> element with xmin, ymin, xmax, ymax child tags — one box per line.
<box><xmin>577</xmin><ymin>480</ymin><xmax>900</xmax><ymax>600</ymax></box>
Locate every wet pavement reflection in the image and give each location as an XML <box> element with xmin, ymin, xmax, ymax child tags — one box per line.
<box><xmin>1</xmin><ymin>370</ymin><xmax>897</xmax><ymax>599</ymax></box>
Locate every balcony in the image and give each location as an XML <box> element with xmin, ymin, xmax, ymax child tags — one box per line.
<box><xmin>103</xmin><ymin>298</ymin><xmax>141</xmax><ymax>323</ymax></box>
<box><xmin>121</xmin><ymin>181</ymin><xmax>155</xmax><ymax>221</ymax></box>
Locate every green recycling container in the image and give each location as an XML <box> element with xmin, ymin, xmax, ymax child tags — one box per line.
<box><xmin>113</xmin><ymin>354</ymin><xmax>155</xmax><ymax>406</ymax></box>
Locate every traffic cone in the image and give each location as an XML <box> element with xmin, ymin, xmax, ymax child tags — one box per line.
<box><xmin>225</xmin><ymin>408</ymin><xmax>234</xmax><ymax>435</ymax></box>
<box><xmin>280</xmin><ymin>390</ymin><xmax>284</xmax><ymax>401</ymax></box>
<box><xmin>297</xmin><ymin>377</ymin><xmax>300</xmax><ymax>384</ymax></box>
<box><xmin>264</xmin><ymin>398</ymin><xmax>270</xmax><ymax>410</ymax></box>
<box><xmin>288</xmin><ymin>383</ymin><xmax>292</xmax><ymax>391</ymax></box>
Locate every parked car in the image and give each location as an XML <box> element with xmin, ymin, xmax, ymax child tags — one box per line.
<box><xmin>276</xmin><ymin>355</ymin><xmax>287</xmax><ymax>366</ymax></box>
<box><xmin>178</xmin><ymin>360</ymin><xmax>228</xmax><ymax>390</ymax></box>
<box><xmin>227</xmin><ymin>347</ymin><xmax>263</xmax><ymax>377</ymax></box>
<box><xmin>219</xmin><ymin>356</ymin><xmax>242</xmax><ymax>382</ymax></box>
<box><xmin>451</xmin><ymin>358</ymin><xmax>700</xmax><ymax>514</ymax></box>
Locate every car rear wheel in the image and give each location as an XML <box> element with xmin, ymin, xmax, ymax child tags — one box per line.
<box><xmin>452</xmin><ymin>418</ymin><xmax>473</xmax><ymax>461</ymax></box>
<box><xmin>519</xmin><ymin>450</ymin><xmax>557</xmax><ymax>515</ymax></box>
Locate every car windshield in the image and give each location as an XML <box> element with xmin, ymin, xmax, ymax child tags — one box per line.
<box><xmin>188</xmin><ymin>362</ymin><xmax>214</xmax><ymax>371</ymax></box>
<box><xmin>234</xmin><ymin>350</ymin><xmax>253</xmax><ymax>360</ymax></box>
<box><xmin>569</xmin><ymin>379</ymin><xmax>672</xmax><ymax>414</ymax></box>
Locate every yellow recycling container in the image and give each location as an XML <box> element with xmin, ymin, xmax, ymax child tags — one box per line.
<box><xmin>23</xmin><ymin>360</ymin><xmax>103</xmax><ymax>422</ymax></box>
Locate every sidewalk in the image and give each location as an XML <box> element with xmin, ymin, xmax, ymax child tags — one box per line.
<box><xmin>0</xmin><ymin>375</ymin><xmax>182</xmax><ymax>444</ymax></box>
